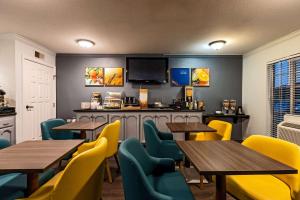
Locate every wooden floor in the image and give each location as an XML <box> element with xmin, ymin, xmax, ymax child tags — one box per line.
<box><xmin>102</xmin><ymin>158</ymin><xmax>236</xmax><ymax>200</ymax></box>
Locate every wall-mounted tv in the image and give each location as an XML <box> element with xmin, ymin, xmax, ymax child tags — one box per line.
<box><xmin>126</xmin><ymin>57</ymin><xmax>168</xmax><ymax>84</ymax></box>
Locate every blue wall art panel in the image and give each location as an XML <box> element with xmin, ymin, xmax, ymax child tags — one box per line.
<box><xmin>171</xmin><ymin>68</ymin><xmax>190</xmax><ymax>86</ymax></box>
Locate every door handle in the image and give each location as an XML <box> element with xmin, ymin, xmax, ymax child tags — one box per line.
<box><xmin>26</xmin><ymin>105</ymin><xmax>34</xmax><ymax>110</ymax></box>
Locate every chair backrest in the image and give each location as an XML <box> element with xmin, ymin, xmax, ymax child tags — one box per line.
<box><xmin>52</xmin><ymin>137</ymin><xmax>108</xmax><ymax>200</ymax></box>
<box><xmin>118</xmin><ymin>138</ymin><xmax>159</xmax><ymax>200</ymax></box>
<box><xmin>0</xmin><ymin>139</ymin><xmax>10</xmax><ymax>149</ymax></box>
<box><xmin>208</xmin><ymin>120</ymin><xmax>232</xmax><ymax>140</ymax></box>
<box><xmin>243</xmin><ymin>135</ymin><xmax>300</xmax><ymax>200</ymax></box>
<box><xmin>144</xmin><ymin>121</ymin><xmax>162</xmax><ymax>157</ymax></box>
<box><xmin>145</xmin><ymin>119</ymin><xmax>159</xmax><ymax>133</ymax></box>
<box><xmin>98</xmin><ymin>120</ymin><xmax>121</xmax><ymax>158</ymax></box>
<box><xmin>41</xmin><ymin>118</ymin><xmax>74</xmax><ymax>140</ymax></box>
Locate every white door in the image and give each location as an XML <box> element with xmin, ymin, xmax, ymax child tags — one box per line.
<box><xmin>22</xmin><ymin>59</ymin><xmax>55</xmax><ymax>141</ymax></box>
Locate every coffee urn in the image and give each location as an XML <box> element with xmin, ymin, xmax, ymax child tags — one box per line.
<box><xmin>0</xmin><ymin>89</ymin><xmax>6</xmax><ymax>107</ymax></box>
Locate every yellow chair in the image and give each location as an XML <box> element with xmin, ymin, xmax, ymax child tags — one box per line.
<box><xmin>189</xmin><ymin>120</ymin><xmax>232</xmax><ymax>141</ymax></box>
<box><xmin>21</xmin><ymin>137</ymin><xmax>108</xmax><ymax>200</ymax></box>
<box><xmin>227</xmin><ymin>135</ymin><xmax>300</xmax><ymax>200</ymax></box>
<box><xmin>73</xmin><ymin>120</ymin><xmax>121</xmax><ymax>183</ymax></box>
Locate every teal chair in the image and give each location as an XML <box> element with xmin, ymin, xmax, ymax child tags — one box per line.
<box><xmin>145</xmin><ymin>120</ymin><xmax>173</xmax><ymax>140</ymax></box>
<box><xmin>41</xmin><ymin>118</ymin><xmax>81</xmax><ymax>140</ymax></box>
<box><xmin>118</xmin><ymin>138</ymin><xmax>194</xmax><ymax>200</ymax></box>
<box><xmin>0</xmin><ymin>139</ymin><xmax>55</xmax><ymax>200</ymax></box>
<box><xmin>144</xmin><ymin>121</ymin><xmax>183</xmax><ymax>162</ymax></box>
<box><xmin>0</xmin><ymin>139</ymin><xmax>10</xmax><ymax>149</ymax></box>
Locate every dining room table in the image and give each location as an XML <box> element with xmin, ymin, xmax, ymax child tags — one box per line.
<box><xmin>52</xmin><ymin>121</ymin><xmax>107</xmax><ymax>140</ymax></box>
<box><xmin>0</xmin><ymin>139</ymin><xmax>84</xmax><ymax>195</ymax></box>
<box><xmin>166</xmin><ymin>122</ymin><xmax>217</xmax><ymax>168</ymax></box>
<box><xmin>166</xmin><ymin>122</ymin><xmax>216</xmax><ymax>140</ymax></box>
<box><xmin>176</xmin><ymin>140</ymin><xmax>298</xmax><ymax>200</ymax></box>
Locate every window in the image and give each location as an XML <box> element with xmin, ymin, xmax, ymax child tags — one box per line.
<box><xmin>294</xmin><ymin>59</ymin><xmax>300</xmax><ymax>114</ymax></box>
<box><xmin>269</xmin><ymin>56</ymin><xmax>300</xmax><ymax>137</ymax></box>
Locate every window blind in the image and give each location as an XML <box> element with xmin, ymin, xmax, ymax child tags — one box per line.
<box><xmin>292</xmin><ymin>57</ymin><xmax>300</xmax><ymax>114</ymax></box>
<box><xmin>268</xmin><ymin>56</ymin><xmax>300</xmax><ymax>137</ymax></box>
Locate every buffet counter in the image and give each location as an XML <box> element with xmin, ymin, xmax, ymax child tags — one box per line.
<box><xmin>73</xmin><ymin>108</ymin><xmax>203</xmax><ymax>142</ymax></box>
<box><xmin>74</xmin><ymin>108</ymin><xmax>204</xmax><ymax>112</ymax></box>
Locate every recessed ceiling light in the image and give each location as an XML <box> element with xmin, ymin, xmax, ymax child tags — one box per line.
<box><xmin>209</xmin><ymin>40</ymin><xmax>226</xmax><ymax>50</ymax></box>
<box><xmin>76</xmin><ymin>39</ymin><xmax>95</xmax><ymax>48</ymax></box>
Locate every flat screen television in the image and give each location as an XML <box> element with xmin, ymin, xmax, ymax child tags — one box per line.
<box><xmin>126</xmin><ymin>57</ymin><xmax>168</xmax><ymax>84</ymax></box>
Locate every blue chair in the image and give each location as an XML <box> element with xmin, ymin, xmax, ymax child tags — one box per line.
<box><xmin>118</xmin><ymin>138</ymin><xmax>194</xmax><ymax>200</ymax></box>
<box><xmin>41</xmin><ymin>118</ymin><xmax>81</xmax><ymax>140</ymax></box>
<box><xmin>0</xmin><ymin>139</ymin><xmax>10</xmax><ymax>149</ymax></box>
<box><xmin>145</xmin><ymin>120</ymin><xmax>173</xmax><ymax>140</ymax></box>
<box><xmin>0</xmin><ymin>139</ymin><xmax>55</xmax><ymax>200</ymax></box>
<box><xmin>144</xmin><ymin>121</ymin><xmax>183</xmax><ymax>162</ymax></box>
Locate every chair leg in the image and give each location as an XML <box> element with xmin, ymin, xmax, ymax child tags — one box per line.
<box><xmin>105</xmin><ymin>159</ymin><xmax>113</xmax><ymax>183</ymax></box>
<box><xmin>179</xmin><ymin>161</ymin><xmax>184</xmax><ymax>170</ymax></box>
<box><xmin>114</xmin><ymin>154</ymin><xmax>121</xmax><ymax>173</ymax></box>
<box><xmin>177</xmin><ymin>161</ymin><xmax>185</xmax><ymax>176</ymax></box>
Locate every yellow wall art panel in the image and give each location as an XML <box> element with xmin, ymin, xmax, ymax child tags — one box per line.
<box><xmin>104</xmin><ymin>67</ymin><xmax>124</xmax><ymax>86</ymax></box>
<box><xmin>191</xmin><ymin>68</ymin><xmax>210</xmax><ymax>87</ymax></box>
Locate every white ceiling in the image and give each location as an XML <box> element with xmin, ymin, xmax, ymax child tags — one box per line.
<box><xmin>1</xmin><ymin>0</ymin><xmax>300</xmax><ymax>54</ymax></box>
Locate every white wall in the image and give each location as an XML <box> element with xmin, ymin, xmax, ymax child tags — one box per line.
<box><xmin>243</xmin><ymin>30</ymin><xmax>300</xmax><ymax>137</ymax></box>
<box><xmin>0</xmin><ymin>36</ymin><xmax>15</xmax><ymax>105</ymax></box>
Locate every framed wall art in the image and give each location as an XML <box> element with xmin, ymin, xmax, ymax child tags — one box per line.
<box><xmin>85</xmin><ymin>67</ymin><xmax>104</xmax><ymax>86</ymax></box>
<box><xmin>191</xmin><ymin>68</ymin><xmax>210</xmax><ymax>87</ymax></box>
<box><xmin>104</xmin><ymin>67</ymin><xmax>124</xmax><ymax>86</ymax></box>
<box><xmin>170</xmin><ymin>68</ymin><xmax>190</xmax><ymax>86</ymax></box>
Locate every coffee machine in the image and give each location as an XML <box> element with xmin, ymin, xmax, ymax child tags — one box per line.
<box><xmin>0</xmin><ymin>89</ymin><xmax>15</xmax><ymax>114</ymax></box>
<box><xmin>0</xmin><ymin>89</ymin><xmax>5</xmax><ymax>107</ymax></box>
<box><xmin>222</xmin><ymin>100</ymin><xmax>230</xmax><ymax>114</ymax></box>
<box><xmin>184</xmin><ymin>86</ymin><xmax>193</xmax><ymax>102</ymax></box>
<box><xmin>229</xmin><ymin>99</ymin><xmax>237</xmax><ymax>114</ymax></box>
<box><xmin>123</xmin><ymin>96</ymin><xmax>139</xmax><ymax>106</ymax></box>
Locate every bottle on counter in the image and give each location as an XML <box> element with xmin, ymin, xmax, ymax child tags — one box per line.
<box><xmin>185</xmin><ymin>101</ymin><xmax>189</xmax><ymax>109</ymax></box>
<box><xmin>189</xmin><ymin>101</ymin><xmax>193</xmax><ymax>110</ymax></box>
<box><xmin>193</xmin><ymin>100</ymin><xmax>198</xmax><ymax>110</ymax></box>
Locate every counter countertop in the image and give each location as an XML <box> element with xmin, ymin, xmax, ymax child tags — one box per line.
<box><xmin>203</xmin><ymin>113</ymin><xmax>249</xmax><ymax>118</ymax></box>
<box><xmin>202</xmin><ymin>113</ymin><xmax>250</xmax><ymax>123</ymax></box>
<box><xmin>0</xmin><ymin>112</ymin><xmax>17</xmax><ymax>117</ymax></box>
<box><xmin>74</xmin><ymin>108</ymin><xmax>204</xmax><ymax>112</ymax></box>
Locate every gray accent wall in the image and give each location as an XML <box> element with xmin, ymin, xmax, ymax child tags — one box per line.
<box><xmin>56</xmin><ymin>54</ymin><xmax>242</xmax><ymax>119</ymax></box>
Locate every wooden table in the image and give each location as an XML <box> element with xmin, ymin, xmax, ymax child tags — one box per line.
<box><xmin>0</xmin><ymin>140</ymin><xmax>84</xmax><ymax>195</ymax></box>
<box><xmin>52</xmin><ymin>121</ymin><xmax>107</xmax><ymax>139</ymax></box>
<box><xmin>176</xmin><ymin>140</ymin><xmax>298</xmax><ymax>200</ymax></box>
<box><xmin>166</xmin><ymin>122</ymin><xmax>216</xmax><ymax>140</ymax></box>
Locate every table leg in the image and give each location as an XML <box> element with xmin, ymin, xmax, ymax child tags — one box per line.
<box><xmin>80</xmin><ymin>130</ymin><xmax>86</xmax><ymax>139</ymax></box>
<box><xmin>215</xmin><ymin>175</ymin><xmax>226</xmax><ymax>200</ymax></box>
<box><xmin>184</xmin><ymin>132</ymin><xmax>191</xmax><ymax>167</ymax></box>
<box><xmin>184</xmin><ymin>132</ymin><xmax>190</xmax><ymax>140</ymax></box>
<box><xmin>27</xmin><ymin>173</ymin><xmax>39</xmax><ymax>195</ymax></box>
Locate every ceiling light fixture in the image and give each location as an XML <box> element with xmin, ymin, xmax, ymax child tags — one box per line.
<box><xmin>209</xmin><ymin>40</ymin><xmax>226</xmax><ymax>50</ymax></box>
<box><xmin>76</xmin><ymin>39</ymin><xmax>95</xmax><ymax>48</ymax></box>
